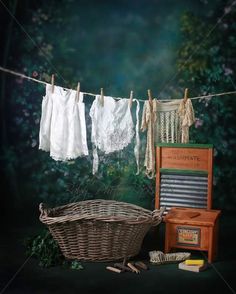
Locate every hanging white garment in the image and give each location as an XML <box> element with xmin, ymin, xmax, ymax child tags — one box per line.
<box><xmin>141</xmin><ymin>98</ymin><xmax>195</xmax><ymax>178</ymax></box>
<box><xmin>89</xmin><ymin>95</ymin><xmax>139</xmax><ymax>174</ymax></box>
<box><xmin>155</xmin><ymin>99</ymin><xmax>183</xmax><ymax>143</ymax></box>
<box><xmin>39</xmin><ymin>84</ymin><xmax>53</xmax><ymax>152</ymax></box>
<box><xmin>133</xmin><ymin>99</ymin><xmax>140</xmax><ymax>175</ymax></box>
<box><xmin>178</xmin><ymin>98</ymin><xmax>195</xmax><ymax>143</ymax></box>
<box><xmin>39</xmin><ymin>84</ymin><xmax>88</xmax><ymax>161</ymax></box>
<box><xmin>140</xmin><ymin>101</ymin><xmax>155</xmax><ymax>179</ymax></box>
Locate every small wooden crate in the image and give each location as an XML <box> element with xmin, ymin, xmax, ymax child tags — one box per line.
<box><xmin>164</xmin><ymin>207</ymin><xmax>221</xmax><ymax>263</ymax></box>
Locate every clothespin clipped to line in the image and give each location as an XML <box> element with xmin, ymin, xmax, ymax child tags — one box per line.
<box><xmin>129</xmin><ymin>90</ymin><xmax>133</xmax><ymax>108</ymax></box>
<box><xmin>76</xmin><ymin>82</ymin><xmax>80</xmax><ymax>101</ymax></box>
<box><xmin>100</xmin><ymin>88</ymin><xmax>104</xmax><ymax>106</ymax></box>
<box><xmin>51</xmin><ymin>74</ymin><xmax>55</xmax><ymax>93</ymax></box>
<box><xmin>184</xmin><ymin>88</ymin><xmax>188</xmax><ymax>103</ymax></box>
<box><xmin>148</xmin><ymin>89</ymin><xmax>153</xmax><ymax>107</ymax></box>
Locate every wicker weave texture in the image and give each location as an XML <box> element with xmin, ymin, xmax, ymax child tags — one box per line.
<box><xmin>39</xmin><ymin>199</ymin><xmax>164</xmax><ymax>261</ymax></box>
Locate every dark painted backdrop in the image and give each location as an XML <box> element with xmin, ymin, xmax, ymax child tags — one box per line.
<box><xmin>0</xmin><ymin>0</ymin><xmax>236</xmax><ymax>225</ymax></box>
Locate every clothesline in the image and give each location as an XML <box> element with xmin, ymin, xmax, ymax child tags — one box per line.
<box><xmin>1</xmin><ymin>65</ymin><xmax>236</xmax><ymax>102</ymax></box>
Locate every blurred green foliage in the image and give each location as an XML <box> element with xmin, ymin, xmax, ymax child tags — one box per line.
<box><xmin>25</xmin><ymin>229</ymin><xmax>84</xmax><ymax>269</ymax></box>
<box><xmin>25</xmin><ymin>229</ymin><xmax>64</xmax><ymax>267</ymax></box>
<box><xmin>177</xmin><ymin>5</ymin><xmax>236</xmax><ymax>209</ymax></box>
<box><xmin>1</xmin><ymin>0</ymin><xmax>236</xmax><ymax>223</ymax></box>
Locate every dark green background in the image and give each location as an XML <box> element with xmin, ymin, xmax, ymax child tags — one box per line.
<box><xmin>1</xmin><ymin>1</ymin><xmax>236</xmax><ymax>294</ymax></box>
<box><xmin>0</xmin><ymin>0</ymin><xmax>236</xmax><ymax>223</ymax></box>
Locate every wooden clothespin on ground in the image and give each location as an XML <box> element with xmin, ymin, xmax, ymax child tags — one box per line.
<box><xmin>51</xmin><ymin>74</ymin><xmax>55</xmax><ymax>93</ymax></box>
<box><xmin>114</xmin><ymin>263</ymin><xmax>133</xmax><ymax>272</ymax></box>
<box><xmin>134</xmin><ymin>261</ymin><xmax>149</xmax><ymax>270</ymax></box>
<box><xmin>76</xmin><ymin>82</ymin><xmax>80</xmax><ymax>101</ymax></box>
<box><xmin>129</xmin><ymin>90</ymin><xmax>133</xmax><ymax>108</ymax></box>
<box><xmin>127</xmin><ymin>262</ymin><xmax>140</xmax><ymax>274</ymax></box>
<box><xmin>112</xmin><ymin>256</ymin><xmax>132</xmax><ymax>272</ymax></box>
<box><xmin>100</xmin><ymin>88</ymin><xmax>104</xmax><ymax>106</ymax></box>
<box><xmin>106</xmin><ymin>266</ymin><xmax>123</xmax><ymax>274</ymax></box>
<box><xmin>184</xmin><ymin>88</ymin><xmax>188</xmax><ymax>103</ymax></box>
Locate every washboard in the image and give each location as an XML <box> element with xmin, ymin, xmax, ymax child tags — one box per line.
<box><xmin>155</xmin><ymin>143</ymin><xmax>213</xmax><ymax>213</ymax></box>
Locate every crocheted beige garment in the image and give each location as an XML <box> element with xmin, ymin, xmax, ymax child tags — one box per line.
<box><xmin>178</xmin><ymin>98</ymin><xmax>195</xmax><ymax>143</ymax></box>
<box><xmin>141</xmin><ymin>98</ymin><xmax>195</xmax><ymax>178</ymax></box>
<box><xmin>141</xmin><ymin>100</ymin><xmax>155</xmax><ymax>178</ymax></box>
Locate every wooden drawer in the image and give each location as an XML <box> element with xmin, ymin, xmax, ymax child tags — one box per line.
<box><xmin>164</xmin><ymin>207</ymin><xmax>221</xmax><ymax>263</ymax></box>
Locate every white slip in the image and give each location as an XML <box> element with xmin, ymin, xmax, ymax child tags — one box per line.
<box><xmin>90</xmin><ymin>95</ymin><xmax>139</xmax><ymax>174</ymax></box>
<box><xmin>39</xmin><ymin>84</ymin><xmax>88</xmax><ymax>161</ymax></box>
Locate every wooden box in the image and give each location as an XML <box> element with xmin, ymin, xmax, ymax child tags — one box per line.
<box><xmin>164</xmin><ymin>207</ymin><xmax>221</xmax><ymax>262</ymax></box>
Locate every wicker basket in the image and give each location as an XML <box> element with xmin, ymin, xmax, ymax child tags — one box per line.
<box><xmin>39</xmin><ymin>199</ymin><xmax>165</xmax><ymax>261</ymax></box>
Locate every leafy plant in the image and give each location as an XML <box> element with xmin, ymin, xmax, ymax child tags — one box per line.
<box><xmin>70</xmin><ymin>260</ymin><xmax>84</xmax><ymax>270</ymax></box>
<box><xmin>25</xmin><ymin>229</ymin><xmax>64</xmax><ymax>267</ymax></box>
<box><xmin>25</xmin><ymin>229</ymin><xmax>83</xmax><ymax>270</ymax></box>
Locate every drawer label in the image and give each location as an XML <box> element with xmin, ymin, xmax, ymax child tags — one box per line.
<box><xmin>177</xmin><ymin>227</ymin><xmax>200</xmax><ymax>247</ymax></box>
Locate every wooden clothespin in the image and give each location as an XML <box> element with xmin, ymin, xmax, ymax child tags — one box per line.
<box><xmin>51</xmin><ymin>74</ymin><xmax>55</xmax><ymax>93</ymax></box>
<box><xmin>184</xmin><ymin>88</ymin><xmax>188</xmax><ymax>103</ymax></box>
<box><xmin>114</xmin><ymin>263</ymin><xmax>133</xmax><ymax>272</ymax></box>
<box><xmin>100</xmin><ymin>88</ymin><xmax>104</xmax><ymax>106</ymax></box>
<box><xmin>135</xmin><ymin>261</ymin><xmax>149</xmax><ymax>270</ymax></box>
<box><xmin>106</xmin><ymin>266</ymin><xmax>122</xmax><ymax>274</ymax></box>
<box><xmin>127</xmin><ymin>262</ymin><xmax>140</xmax><ymax>274</ymax></box>
<box><xmin>129</xmin><ymin>90</ymin><xmax>133</xmax><ymax>108</ymax></box>
<box><xmin>76</xmin><ymin>82</ymin><xmax>80</xmax><ymax>101</ymax></box>
<box><xmin>148</xmin><ymin>89</ymin><xmax>153</xmax><ymax>107</ymax></box>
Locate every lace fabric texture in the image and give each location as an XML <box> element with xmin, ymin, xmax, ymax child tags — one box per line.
<box><xmin>140</xmin><ymin>101</ymin><xmax>155</xmax><ymax>179</ymax></box>
<box><xmin>178</xmin><ymin>98</ymin><xmax>195</xmax><ymax>143</ymax></box>
<box><xmin>39</xmin><ymin>84</ymin><xmax>89</xmax><ymax>161</ymax></box>
<box><xmin>141</xmin><ymin>98</ymin><xmax>195</xmax><ymax>178</ymax></box>
<box><xmin>155</xmin><ymin>99</ymin><xmax>183</xmax><ymax>144</ymax></box>
<box><xmin>90</xmin><ymin>95</ymin><xmax>139</xmax><ymax>174</ymax></box>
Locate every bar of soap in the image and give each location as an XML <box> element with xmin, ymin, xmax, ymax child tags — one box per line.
<box><xmin>185</xmin><ymin>259</ymin><xmax>204</xmax><ymax>266</ymax></box>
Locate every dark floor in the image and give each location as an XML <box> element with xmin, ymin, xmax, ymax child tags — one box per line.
<box><xmin>0</xmin><ymin>210</ymin><xmax>236</xmax><ymax>294</ymax></box>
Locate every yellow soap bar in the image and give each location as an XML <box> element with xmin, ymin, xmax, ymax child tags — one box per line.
<box><xmin>185</xmin><ymin>259</ymin><xmax>204</xmax><ymax>266</ymax></box>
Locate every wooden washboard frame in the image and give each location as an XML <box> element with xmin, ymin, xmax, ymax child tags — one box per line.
<box><xmin>155</xmin><ymin>143</ymin><xmax>213</xmax><ymax>212</ymax></box>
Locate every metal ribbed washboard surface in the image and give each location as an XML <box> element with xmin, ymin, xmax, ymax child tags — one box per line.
<box><xmin>160</xmin><ymin>173</ymin><xmax>208</xmax><ymax>212</ymax></box>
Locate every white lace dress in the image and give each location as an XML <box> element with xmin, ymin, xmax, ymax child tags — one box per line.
<box><xmin>89</xmin><ymin>95</ymin><xmax>140</xmax><ymax>174</ymax></box>
<box><xmin>39</xmin><ymin>84</ymin><xmax>88</xmax><ymax>161</ymax></box>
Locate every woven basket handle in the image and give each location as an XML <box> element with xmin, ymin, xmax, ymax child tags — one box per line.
<box><xmin>151</xmin><ymin>206</ymin><xmax>165</xmax><ymax>226</ymax></box>
<box><xmin>39</xmin><ymin>203</ymin><xmax>49</xmax><ymax>219</ymax></box>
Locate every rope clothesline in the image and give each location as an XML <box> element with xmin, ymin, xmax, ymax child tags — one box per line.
<box><xmin>1</xmin><ymin>0</ymin><xmax>236</xmax><ymax>103</ymax></box>
<box><xmin>1</xmin><ymin>0</ymin><xmax>236</xmax><ymax>104</ymax></box>
<box><xmin>1</xmin><ymin>65</ymin><xmax>236</xmax><ymax>102</ymax></box>
<box><xmin>1</xmin><ymin>1</ymin><xmax>236</xmax><ymax>293</ymax></box>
